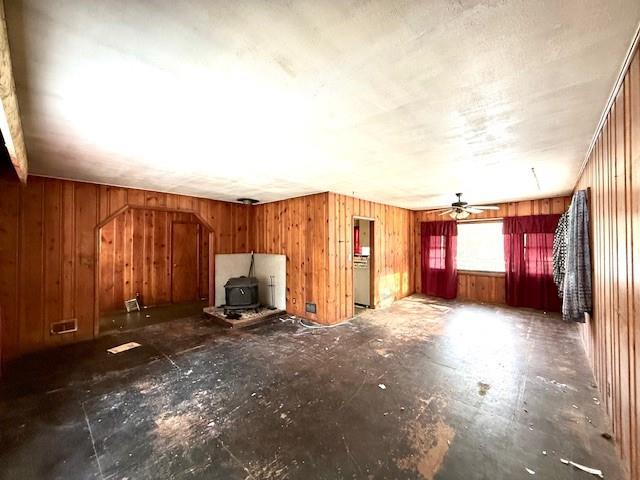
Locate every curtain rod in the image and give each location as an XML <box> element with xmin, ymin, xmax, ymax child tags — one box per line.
<box><xmin>456</xmin><ymin>217</ymin><xmax>504</xmax><ymax>224</ymax></box>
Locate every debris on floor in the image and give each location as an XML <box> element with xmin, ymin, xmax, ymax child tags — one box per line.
<box><xmin>1</xmin><ymin>294</ymin><xmax>627</xmax><ymax>479</ymax></box>
<box><xmin>560</xmin><ymin>458</ymin><xmax>604</xmax><ymax>478</ymax></box>
<box><xmin>525</xmin><ymin>467</ymin><xmax>535</xmax><ymax>475</ymax></box>
<box><xmin>107</xmin><ymin>342</ymin><xmax>141</xmax><ymax>354</ymax></box>
<box><xmin>477</xmin><ymin>381</ymin><xmax>491</xmax><ymax>396</ymax></box>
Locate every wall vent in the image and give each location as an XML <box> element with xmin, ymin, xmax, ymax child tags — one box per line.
<box><xmin>124</xmin><ymin>298</ymin><xmax>140</xmax><ymax>312</ymax></box>
<box><xmin>305</xmin><ymin>303</ymin><xmax>317</xmax><ymax>314</ymax></box>
<box><xmin>50</xmin><ymin>318</ymin><xmax>78</xmax><ymax>335</ymax></box>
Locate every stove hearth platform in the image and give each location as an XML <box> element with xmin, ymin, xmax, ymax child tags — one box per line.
<box><xmin>203</xmin><ymin>306</ymin><xmax>286</xmax><ymax>329</ymax></box>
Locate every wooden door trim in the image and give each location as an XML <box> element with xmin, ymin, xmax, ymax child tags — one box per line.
<box><xmin>369</xmin><ymin>220</ymin><xmax>375</xmax><ymax>308</ymax></box>
<box><xmin>93</xmin><ymin>205</ymin><xmax>216</xmax><ymax>337</ymax></box>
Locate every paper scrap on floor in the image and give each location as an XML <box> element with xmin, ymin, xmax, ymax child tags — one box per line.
<box><xmin>108</xmin><ymin>342</ymin><xmax>141</xmax><ymax>354</ymax></box>
<box><xmin>560</xmin><ymin>458</ymin><xmax>604</xmax><ymax>478</ymax></box>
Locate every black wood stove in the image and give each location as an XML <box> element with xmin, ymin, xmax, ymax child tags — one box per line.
<box><xmin>224</xmin><ymin>276</ymin><xmax>259</xmax><ymax>313</ymax></box>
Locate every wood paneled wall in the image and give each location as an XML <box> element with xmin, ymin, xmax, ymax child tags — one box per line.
<box><xmin>575</xmin><ymin>46</ymin><xmax>639</xmax><ymax>479</ymax></box>
<box><xmin>99</xmin><ymin>210</ymin><xmax>209</xmax><ymax>313</ymax></box>
<box><xmin>251</xmin><ymin>192</ymin><xmax>415</xmax><ymax>325</ymax></box>
<box><xmin>413</xmin><ymin>196</ymin><xmax>571</xmax><ymax>303</ymax></box>
<box><xmin>457</xmin><ymin>271</ymin><xmax>505</xmax><ymax>304</ymax></box>
<box><xmin>326</xmin><ymin>193</ymin><xmax>415</xmax><ymax>323</ymax></box>
<box><xmin>250</xmin><ymin>193</ymin><xmax>329</xmax><ymax>323</ymax></box>
<box><xmin>0</xmin><ymin>176</ymin><xmax>251</xmax><ymax>360</ymax></box>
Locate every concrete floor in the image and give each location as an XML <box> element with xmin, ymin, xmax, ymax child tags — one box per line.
<box><xmin>100</xmin><ymin>301</ymin><xmax>207</xmax><ymax>334</ymax></box>
<box><xmin>0</xmin><ymin>295</ymin><xmax>623</xmax><ymax>479</ymax></box>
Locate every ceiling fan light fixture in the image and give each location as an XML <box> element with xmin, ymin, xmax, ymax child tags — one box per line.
<box><xmin>434</xmin><ymin>193</ymin><xmax>498</xmax><ymax>219</ymax></box>
<box><xmin>449</xmin><ymin>210</ymin><xmax>470</xmax><ymax>220</ymax></box>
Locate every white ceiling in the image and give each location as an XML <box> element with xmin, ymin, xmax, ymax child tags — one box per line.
<box><xmin>5</xmin><ymin>1</ymin><xmax>640</xmax><ymax>209</ymax></box>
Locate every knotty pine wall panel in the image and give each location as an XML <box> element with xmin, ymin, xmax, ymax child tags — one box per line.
<box><xmin>413</xmin><ymin>196</ymin><xmax>572</xmax><ymax>302</ymax></box>
<box><xmin>326</xmin><ymin>193</ymin><xmax>415</xmax><ymax>324</ymax></box>
<box><xmin>0</xmin><ymin>176</ymin><xmax>251</xmax><ymax>361</ymax></box>
<box><xmin>574</xmin><ymin>47</ymin><xmax>639</xmax><ymax>479</ymax></box>
<box><xmin>251</xmin><ymin>192</ymin><xmax>415</xmax><ymax>325</ymax></box>
<box><xmin>99</xmin><ymin>209</ymin><xmax>209</xmax><ymax>313</ymax></box>
<box><xmin>457</xmin><ymin>272</ymin><xmax>506</xmax><ymax>304</ymax></box>
<box><xmin>250</xmin><ymin>193</ymin><xmax>328</xmax><ymax>323</ymax></box>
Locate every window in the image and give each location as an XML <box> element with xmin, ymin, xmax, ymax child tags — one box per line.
<box><xmin>456</xmin><ymin>221</ymin><xmax>505</xmax><ymax>272</ymax></box>
<box><xmin>428</xmin><ymin>235</ymin><xmax>446</xmax><ymax>269</ymax></box>
<box><xmin>524</xmin><ymin>233</ymin><xmax>554</xmax><ymax>275</ymax></box>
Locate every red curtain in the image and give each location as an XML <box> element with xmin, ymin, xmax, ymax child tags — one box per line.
<box><xmin>503</xmin><ymin>214</ymin><xmax>561</xmax><ymax>311</ymax></box>
<box><xmin>421</xmin><ymin>221</ymin><xmax>457</xmax><ymax>299</ymax></box>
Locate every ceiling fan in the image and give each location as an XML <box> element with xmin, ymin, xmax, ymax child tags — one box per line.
<box><xmin>435</xmin><ymin>193</ymin><xmax>499</xmax><ymax>220</ymax></box>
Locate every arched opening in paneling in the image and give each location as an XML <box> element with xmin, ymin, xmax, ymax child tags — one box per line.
<box><xmin>94</xmin><ymin>205</ymin><xmax>216</xmax><ymax>336</ymax></box>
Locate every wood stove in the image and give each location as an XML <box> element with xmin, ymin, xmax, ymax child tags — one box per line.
<box><xmin>224</xmin><ymin>276</ymin><xmax>259</xmax><ymax>312</ymax></box>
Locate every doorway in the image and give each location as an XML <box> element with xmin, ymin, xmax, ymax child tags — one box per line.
<box><xmin>353</xmin><ymin>217</ymin><xmax>374</xmax><ymax>315</ymax></box>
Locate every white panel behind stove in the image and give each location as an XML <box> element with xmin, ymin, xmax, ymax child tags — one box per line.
<box><xmin>215</xmin><ymin>253</ymin><xmax>286</xmax><ymax>310</ymax></box>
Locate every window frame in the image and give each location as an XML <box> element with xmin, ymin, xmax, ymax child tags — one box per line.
<box><xmin>456</xmin><ymin>218</ymin><xmax>505</xmax><ymax>275</ymax></box>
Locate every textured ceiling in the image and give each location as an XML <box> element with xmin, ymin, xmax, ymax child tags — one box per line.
<box><xmin>5</xmin><ymin>1</ymin><xmax>640</xmax><ymax>209</ymax></box>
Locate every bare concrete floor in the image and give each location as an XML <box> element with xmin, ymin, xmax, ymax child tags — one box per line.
<box><xmin>0</xmin><ymin>295</ymin><xmax>623</xmax><ymax>479</ymax></box>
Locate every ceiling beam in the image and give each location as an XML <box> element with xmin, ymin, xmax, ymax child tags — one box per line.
<box><xmin>0</xmin><ymin>0</ymin><xmax>27</xmax><ymax>182</ymax></box>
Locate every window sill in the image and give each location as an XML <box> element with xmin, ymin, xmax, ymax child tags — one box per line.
<box><xmin>458</xmin><ymin>270</ymin><xmax>505</xmax><ymax>277</ymax></box>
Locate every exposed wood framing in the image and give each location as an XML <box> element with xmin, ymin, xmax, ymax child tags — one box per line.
<box><xmin>0</xmin><ymin>0</ymin><xmax>27</xmax><ymax>182</ymax></box>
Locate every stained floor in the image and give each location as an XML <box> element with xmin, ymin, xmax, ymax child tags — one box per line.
<box><xmin>0</xmin><ymin>295</ymin><xmax>623</xmax><ymax>479</ymax></box>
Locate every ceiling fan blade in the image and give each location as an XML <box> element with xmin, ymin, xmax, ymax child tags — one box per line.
<box><xmin>438</xmin><ymin>209</ymin><xmax>454</xmax><ymax>216</ymax></box>
<box><xmin>464</xmin><ymin>207</ymin><xmax>484</xmax><ymax>214</ymax></box>
<box><xmin>473</xmin><ymin>205</ymin><xmax>499</xmax><ymax>210</ymax></box>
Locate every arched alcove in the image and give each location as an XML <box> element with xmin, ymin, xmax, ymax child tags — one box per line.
<box><xmin>94</xmin><ymin>205</ymin><xmax>215</xmax><ymax>335</ymax></box>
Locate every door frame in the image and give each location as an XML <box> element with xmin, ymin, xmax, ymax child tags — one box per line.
<box><xmin>94</xmin><ymin>205</ymin><xmax>216</xmax><ymax>337</ymax></box>
<box><xmin>352</xmin><ymin>215</ymin><xmax>375</xmax><ymax>313</ymax></box>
